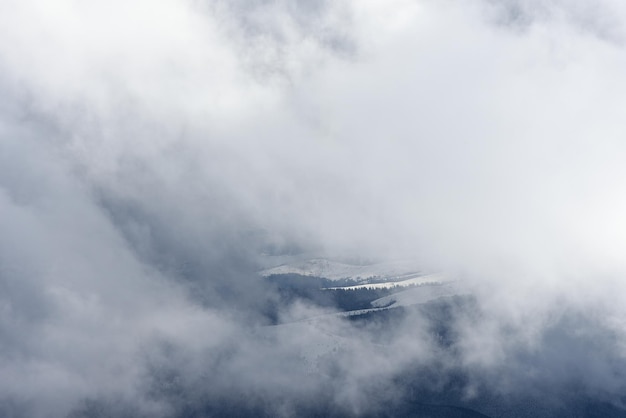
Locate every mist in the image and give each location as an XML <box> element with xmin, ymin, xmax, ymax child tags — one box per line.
<box><xmin>2</xmin><ymin>0</ymin><xmax>626</xmax><ymax>416</ymax></box>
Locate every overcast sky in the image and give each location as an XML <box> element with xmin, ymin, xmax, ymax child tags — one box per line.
<box><xmin>2</xmin><ymin>0</ymin><xmax>626</xmax><ymax>416</ymax></box>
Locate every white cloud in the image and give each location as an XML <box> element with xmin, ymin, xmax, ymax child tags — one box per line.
<box><xmin>2</xmin><ymin>0</ymin><xmax>626</xmax><ymax>415</ymax></box>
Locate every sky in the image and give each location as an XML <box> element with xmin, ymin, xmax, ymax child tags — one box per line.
<box><xmin>2</xmin><ymin>0</ymin><xmax>626</xmax><ymax>416</ymax></box>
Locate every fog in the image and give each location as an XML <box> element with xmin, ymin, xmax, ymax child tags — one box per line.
<box><xmin>1</xmin><ymin>0</ymin><xmax>626</xmax><ymax>416</ymax></box>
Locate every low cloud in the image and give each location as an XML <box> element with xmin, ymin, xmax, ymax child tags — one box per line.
<box><xmin>1</xmin><ymin>0</ymin><xmax>626</xmax><ymax>416</ymax></box>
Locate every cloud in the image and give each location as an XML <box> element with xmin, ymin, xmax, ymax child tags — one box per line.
<box><xmin>2</xmin><ymin>0</ymin><xmax>626</xmax><ymax>416</ymax></box>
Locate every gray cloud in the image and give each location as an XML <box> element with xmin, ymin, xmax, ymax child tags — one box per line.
<box><xmin>2</xmin><ymin>0</ymin><xmax>626</xmax><ymax>416</ymax></box>
<box><xmin>483</xmin><ymin>0</ymin><xmax>625</xmax><ymax>43</ymax></box>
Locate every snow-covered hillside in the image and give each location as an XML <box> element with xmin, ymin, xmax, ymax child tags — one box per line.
<box><xmin>260</xmin><ymin>258</ymin><xmax>424</xmax><ymax>282</ymax></box>
<box><xmin>324</xmin><ymin>273</ymin><xmax>446</xmax><ymax>290</ymax></box>
<box><xmin>371</xmin><ymin>282</ymin><xmax>462</xmax><ymax>308</ymax></box>
<box><xmin>261</xmin><ymin>257</ymin><xmax>463</xmax><ymax>323</ymax></box>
